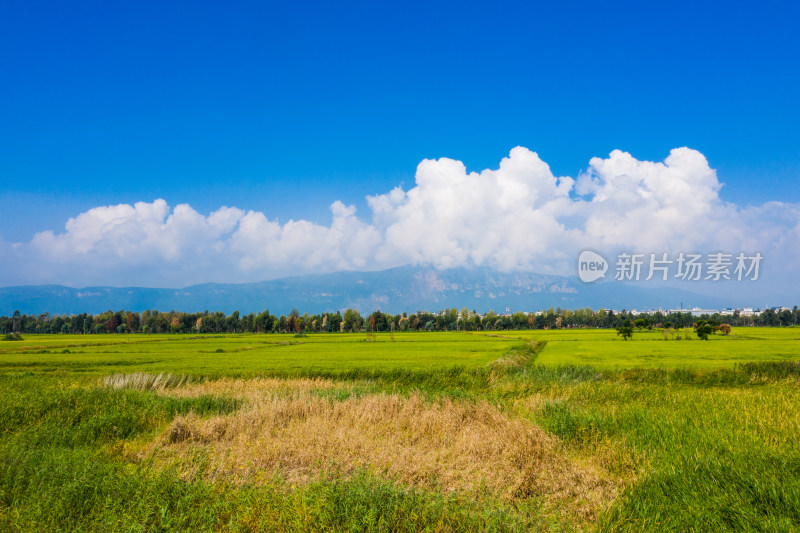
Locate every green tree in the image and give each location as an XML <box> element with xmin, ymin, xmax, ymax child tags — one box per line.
<box><xmin>694</xmin><ymin>320</ymin><xmax>714</xmax><ymax>340</ymax></box>
<box><xmin>616</xmin><ymin>322</ymin><xmax>633</xmax><ymax>340</ymax></box>
<box><xmin>342</xmin><ymin>309</ymin><xmax>363</xmax><ymax>333</ymax></box>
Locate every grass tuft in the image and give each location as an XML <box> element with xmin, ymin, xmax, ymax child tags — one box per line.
<box><xmin>101</xmin><ymin>372</ymin><xmax>197</xmax><ymax>391</ymax></box>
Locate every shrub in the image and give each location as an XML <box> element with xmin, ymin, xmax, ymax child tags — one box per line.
<box><xmin>616</xmin><ymin>323</ymin><xmax>633</xmax><ymax>340</ymax></box>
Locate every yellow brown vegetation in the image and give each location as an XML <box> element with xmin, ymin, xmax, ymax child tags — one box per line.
<box><xmin>147</xmin><ymin>378</ymin><xmax>622</xmax><ymax>523</ymax></box>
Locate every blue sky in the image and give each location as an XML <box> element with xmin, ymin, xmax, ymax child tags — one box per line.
<box><xmin>1</xmin><ymin>1</ymin><xmax>799</xmax><ymax>297</ymax></box>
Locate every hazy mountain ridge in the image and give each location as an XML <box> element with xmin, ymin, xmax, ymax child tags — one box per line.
<box><xmin>0</xmin><ymin>266</ymin><xmax>735</xmax><ymax>316</ymax></box>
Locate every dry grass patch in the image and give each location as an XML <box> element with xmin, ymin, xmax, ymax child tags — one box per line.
<box><xmin>147</xmin><ymin>379</ymin><xmax>622</xmax><ymax>525</ymax></box>
<box><xmin>102</xmin><ymin>372</ymin><xmax>196</xmax><ymax>391</ymax></box>
<box><xmin>158</xmin><ymin>376</ymin><xmax>343</xmax><ymax>399</ymax></box>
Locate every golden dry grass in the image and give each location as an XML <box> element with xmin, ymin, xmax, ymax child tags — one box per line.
<box><xmin>101</xmin><ymin>372</ymin><xmax>195</xmax><ymax>391</ymax></box>
<box><xmin>160</xmin><ymin>376</ymin><xmax>342</xmax><ymax>398</ymax></box>
<box><xmin>145</xmin><ymin>378</ymin><xmax>623</xmax><ymax>524</ymax></box>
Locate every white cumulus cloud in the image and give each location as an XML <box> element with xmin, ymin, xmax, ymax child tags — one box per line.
<box><xmin>2</xmin><ymin>146</ymin><xmax>798</xmax><ymax>291</ymax></box>
<box><xmin>370</xmin><ymin>146</ymin><xmax>581</xmax><ymax>273</ymax></box>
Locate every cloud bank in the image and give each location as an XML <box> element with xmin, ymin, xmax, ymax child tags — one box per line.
<box><xmin>2</xmin><ymin>147</ymin><xmax>799</xmax><ymax>291</ymax></box>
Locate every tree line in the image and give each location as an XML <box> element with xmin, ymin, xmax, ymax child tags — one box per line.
<box><xmin>1</xmin><ymin>305</ymin><xmax>798</xmax><ymax>335</ymax></box>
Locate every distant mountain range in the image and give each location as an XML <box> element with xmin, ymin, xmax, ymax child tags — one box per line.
<box><xmin>0</xmin><ymin>266</ymin><xmax>737</xmax><ymax>316</ymax></box>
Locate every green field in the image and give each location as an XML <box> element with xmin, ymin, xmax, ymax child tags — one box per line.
<box><xmin>519</xmin><ymin>327</ymin><xmax>800</xmax><ymax>368</ymax></box>
<box><xmin>1</xmin><ymin>329</ymin><xmax>798</xmax><ymax>531</ymax></box>
<box><xmin>0</xmin><ymin>332</ymin><xmax>517</xmax><ymax>376</ymax></box>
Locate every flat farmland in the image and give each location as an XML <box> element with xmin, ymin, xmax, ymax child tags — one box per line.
<box><xmin>1</xmin><ymin>329</ymin><xmax>798</xmax><ymax>532</ymax></box>
<box><xmin>4</xmin><ymin>328</ymin><xmax>795</xmax><ymax>376</ymax></box>
<box><xmin>0</xmin><ymin>332</ymin><xmax>518</xmax><ymax>377</ymax></box>
<box><xmin>518</xmin><ymin>327</ymin><xmax>800</xmax><ymax>368</ymax></box>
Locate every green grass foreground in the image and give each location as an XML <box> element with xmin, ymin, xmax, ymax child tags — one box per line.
<box><xmin>1</xmin><ymin>329</ymin><xmax>799</xmax><ymax>531</ymax></box>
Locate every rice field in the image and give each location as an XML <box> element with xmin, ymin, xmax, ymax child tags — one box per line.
<box><xmin>519</xmin><ymin>327</ymin><xmax>800</xmax><ymax>368</ymax></box>
<box><xmin>0</xmin><ymin>329</ymin><xmax>798</xmax><ymax>531</ymax></box>
<box><xmin>0</xmin><ymin>332</ymin><xmax>517</xmax><ymax>376</ymax></box>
